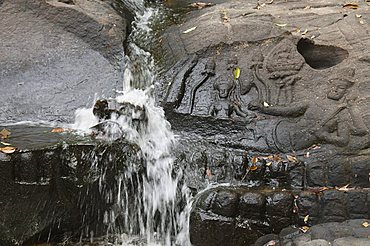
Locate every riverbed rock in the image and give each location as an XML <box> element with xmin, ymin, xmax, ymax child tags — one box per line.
<box><xmin>0</xmin><ymin>125</ymin><xmax>144</xmax><ymax>245</ymax></box>
<box><xmin>190</xmin><ymin>186</ymin><xmax>370</xmax><ymax>246</ymax></box>
<box><xmin>157</xmin><ymin>1</ymin><xmax>370</xmax><ymax>244</ymax></box>
<box><xmin>0</xmin><ymin>0</ymin><xmax>128</xmax><ymax>123</ymax></box>
<box><xmin>255</xmin><ymin>219</ymin><xmax>370</xmax><ymax>246</ymax></box>
<box><xmin>159</xmin><ymin>0</ymin><xmax>370</xmax><ymax>186</ymax></box>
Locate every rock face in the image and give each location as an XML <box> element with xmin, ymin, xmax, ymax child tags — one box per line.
<box><xmin>254</xmin><ymin>219</ymin><xmax>370</xmax><ymax>246</ymax></box>
<box><xmin>157</xmin><ymin>0</ymin><xmax>370</xmax><ymax>245</ymax></box>
<box><xmin>190</xmin><ymin>187</ymin><xmax>370</xmax><ymax>246</ymax></box>
<box><xmin>0</xmin><ymin>125</ymin><xmax>144</xmax><ymax>245</ymax></box>
<box><xmin>0</xmin><ymin>0</ymin><xmax>127</xmax><ymax>123</ymax></box>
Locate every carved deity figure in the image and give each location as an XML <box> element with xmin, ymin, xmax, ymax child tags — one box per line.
<box><xmin>209</xmin><ymin>57</ymin><xmax>248</xmax><ymax>119</ymax></box>
<box><xmin>248</xmin><ymin>40</ymin><xmax>304</xmax><ymax>109</ymax></box>
<box><xmin>313</xmin><ymin>69</ymin><xmax>368</xmax><ymax>146</ymax></box>
<box><xmin>251</xmin><ymin>68</ymin><xmax>368</xmax><ymax>152</ymax></box>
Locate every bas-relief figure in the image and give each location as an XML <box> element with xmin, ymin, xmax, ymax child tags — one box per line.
<box><xmin>164</xmin><ymin>38</ymin><xmax>370</xmax><ymax>153</ymax></box>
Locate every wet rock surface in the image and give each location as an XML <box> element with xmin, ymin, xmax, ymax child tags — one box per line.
<box><xmin>157</xmin><ymin>1</ymin><xmax>370</xmax><ymax>245</ymax></box>
<box><xmin>255</xmin><ymin>219</ymin><xmax>370</xmax><ymax>246</ymax></box>
<box><xmin>0</xmin><ymin>126</ymin><xmax>144</xmax><ymax>245</ymax></box>
<box><xmin>0</xmin><ymin>0</ymin><xmax>127</xmax><ymax>123</ymax></box>
<box><xmin>190</xmin><ymin>187</ymin><xmax>370</xmax><ymax>246</ymax></box>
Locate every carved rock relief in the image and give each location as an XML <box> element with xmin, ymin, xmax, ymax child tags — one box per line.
<box><xmin>163</xmin><ymin>38</ymin><xmax>370</xmax><ymax>153</ymax></box>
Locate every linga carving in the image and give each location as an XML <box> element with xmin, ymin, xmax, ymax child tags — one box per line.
<box><xmin>163</xmin><ymin>38</ymin><xmax>369</xmax><ymax>152</ymax></box>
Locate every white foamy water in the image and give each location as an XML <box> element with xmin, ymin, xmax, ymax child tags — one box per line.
<box><xmin>72</xmin><ymin>1</ymin><xmax>192</xmax><ymax>245</ymax></box>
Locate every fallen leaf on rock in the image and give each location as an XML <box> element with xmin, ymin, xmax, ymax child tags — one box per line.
<box><xmin>234</xmin><ymin>67</ymin><xmax>241</xmax><ymax>80</ymax></box>
<box><xmin>0</xmin><ymin>128</ymin><xmax>11</xmax><ymax>139</ymax></box>
<box><xmin>273</xmin><ymin>154</ymin><xmax>281</xmax><ymax>162</ymax></box>
<box><xmin>252</xmin><ymin>156</ymin><xmax>258</xmax><ymax>164</ymax></box>
<box><xmin>362</xmin><ymin>221</ymin><xmax>369</xmax><ymax>228</ymax></box>
<box><xmin>250</xmin><ymin>165</ymin><xmax>258</xmax><ymax>171</ymax></box>
<box><xmin>183</xmin><ymin>26</ymin><xmax>197</xmax><ymax>34</ymax></box>
<box><xmin>51</xmin><ymin>127</ymin><xmax>66</xmax><ymax>133</ymax></box>
<box><xmin>275</xmin><ymin>23</ymin><xmax>287</xmax><ymax>27</ymax></box>
<box><xmin>343</xmin><ymin>3</ymin><xmax>359</xmax><ymax>9</ymax></box>
<box><xmin>266</xmin><ymin>240</ymin><xmax>276</xmax><ymax>246</ymax></box>
<box><xmin>190</xmin><ymin>2</ymin><xmax>214</xmax><ymax>9</ymax></box>
<box><xmin>0</xmin><ymin>146</ymin><xmax>16</xmax><ymax>154</ymax></box>
<box><xmin>287</xmin><ymin>155</ymin><xmax>298</xmax><ymax>163</ymax></box>
<box><xmin>206</xmin><ymin>168</ymin><xmax>212</xmax><ymax>177</ymax></box>
<box><xmin>304</xmin><ymin>214</ymin><xmax>309</xmax><ymax>223</ymax></box>
<box><xmin>319</xmin><ymin>187</ymin><xmax>329</xmax><ymax>192</ymax></box>
<box><xmin>337</xmin><ymin>184</ymin><xmax>354</xmax><ymax>191</ymax></box>
<box><xmin>299</xmin><ymin>226</ymin><xmax>310</xmax><ymax>233</ymax></box>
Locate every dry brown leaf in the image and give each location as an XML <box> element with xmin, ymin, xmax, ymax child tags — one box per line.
<box><xmin>319</xmin><ymin>187</ymin><xmax>329</xmax><ymax>192</ymax></box>
<box><xmin>287</xmin><ymin>155</ymin><xmax>298</xmax><ymax>163</ymax></box>
<box><xmin>343</xmin><ymin>3</ymin><xmax>359</xmax><ymax>9</ymax></box>
<box><xmin>250</xmin><ymin>165</ymin><xmax>258</xmax><ymax>171</ymax></box>
<box><xmin>190</xmin><ymin>2</ymin><xmax>214</xmax><ymax>9</ymax></box>
<box><xmin>0</xmin><ymin>128</ymin><xmax>11</xmax><ymax>139</ymax></box>
<box><xmin>51</xmin><ymin>127</ymin><xmax>66</xmax><ymax>133</ymax></box>
<box><xmin>0</xmin><ymin>146</ymin><xmax>16</xmax><ymax>154</ymax></box>
<box><xmin>273</xmin><ymin>154</ymin><xmax>281</xmax><ymax>162</ymax></box>
<box><xmin>362</xmin><ymin>221</ymin><xmax>369</xmax><ymax>228</ymax></box>
<box><xmin>300</xmin><ymin>226</ymin><xmax>310</xmax><ymax>233</ymax></box>
<box><xmin>251</xmin><ymin>156</ymin><xmax>259</xmax><ymax>164</ymax></box>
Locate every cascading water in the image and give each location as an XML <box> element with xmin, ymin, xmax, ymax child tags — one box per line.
<box><xmin>73</xmin><ymin>1</ymin><xmax>192</xmax><ymax>245</ymax></box>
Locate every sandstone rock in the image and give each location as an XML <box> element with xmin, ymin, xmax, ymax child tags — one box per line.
<box><xmin>159</xmin><ymin>0</ymin><xmax>370</xmax><ymax>189</ymax></box>
<box><xmin>0</xmin><ymin>0</ymin><xmax>128</xmax><ymax>123</ymax></box>
<box><xmin>255</xmin><ymin>219</ymin><xmax>370</xmax><ymax>246</ymax></box>
<box><xmin>190</xmin><ymin>186</ymin><xmax>370</xmax><ymax>246</ymax></box>
<box><xmin>0</xmin><ymin>125</ymin><xmax>144</xmax><ymax>245</ymax></box>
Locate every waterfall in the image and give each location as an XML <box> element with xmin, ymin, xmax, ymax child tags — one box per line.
<box><xmin>73</xmin><ymin>1</ymin><xmax>192</xmax><ymax>245</ymax></box>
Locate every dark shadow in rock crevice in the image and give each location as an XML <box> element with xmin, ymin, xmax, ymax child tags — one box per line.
<box><xmin>57</xmin><ymin>0</ymin><xmax>75</xmax><ymax>5</ymax></box>
<box><xmin>297</xmin><ymin>38</ymin><xmax>349</xmax><ymax>70</ymax></box>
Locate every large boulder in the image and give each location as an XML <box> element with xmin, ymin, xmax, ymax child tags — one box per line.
<box><xmin>0</xmin><ymin>0</ymin><xmax>128</xmax><ymax>123</ymax></box>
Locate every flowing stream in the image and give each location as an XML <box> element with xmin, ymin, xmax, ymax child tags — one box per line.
<box><xmin>73</xmin><ymin>1</ymin><xmax>192</xmax><ymax>245</ymax></box>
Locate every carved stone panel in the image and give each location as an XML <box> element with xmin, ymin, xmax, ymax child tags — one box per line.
<box><xmin>162</xmin><ymin>37</ymin><xmax>370</xmax><ymax>154</ymax></box>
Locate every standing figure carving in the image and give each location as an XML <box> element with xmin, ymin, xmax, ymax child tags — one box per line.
<box><xmin>209</xmin><ymin>57</ymin><xmax>248</xmax><ymax>119</ymax></box>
